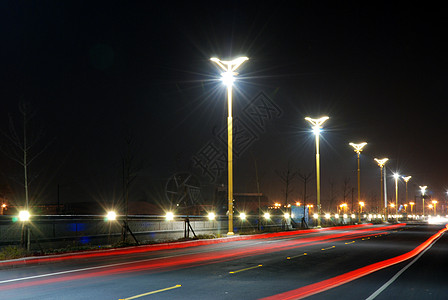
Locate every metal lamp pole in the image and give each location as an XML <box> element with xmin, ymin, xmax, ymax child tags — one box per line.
<box><xmin>305</xmin><ymin>116</ymin><xmax>329</xmax><ymax>228</ymax></box>
<box><xmin>375</xmin><ymin>158</ymin><xmax>389</xmax><ymax>220</ymax></box>
<box><xmin>393</xmin><ymin>173</ymin><xmax>400</xmax><ymax>215</ymax></box>
<box><xmin>419</xmin><ymin>186</ymin><xmax>427</xmax><ymax>216</ymax></box>
<box><xmin>210</xmin><ymin>56</ymin><xmax>248</xmax><ymax>235</ymax></box>
<box><xmin>349</xmin><ymin>142</ymin><xmax>367</xmax><ymax>222</ymax></box>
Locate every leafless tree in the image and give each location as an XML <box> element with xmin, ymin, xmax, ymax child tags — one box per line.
<box><xmin>275</xmin><ymin>161</ymin><xmax>298</xmax><ymax>206</ymax></box>
<box><xmin>0</xmin><ymin>103</ymin><xmax>49</xmax><ymax>209</ymax></box>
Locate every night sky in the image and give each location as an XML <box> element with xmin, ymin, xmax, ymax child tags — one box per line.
<box><xmin>1</xmin><ymin>1</ymin><xmax>447</xmax><ymax>214</ymax></box>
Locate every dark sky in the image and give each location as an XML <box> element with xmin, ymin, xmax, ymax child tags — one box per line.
<box><xmin>1</xmin><ymin>1</ymin><xmax>447</xmax><ymax>213</ymax></box>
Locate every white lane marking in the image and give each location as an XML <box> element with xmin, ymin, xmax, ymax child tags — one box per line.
<box><xmin>0</xmin><ymin>244</ymin><xmax>236</xmax><ymax>285</ymax></box>
<box><xmin>365</xmin><ymin>233</ymin><xmax>443</xmax><ymax>300</ymax></box>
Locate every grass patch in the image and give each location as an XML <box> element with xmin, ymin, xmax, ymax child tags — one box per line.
<box><xmin>0</xmin><ymin>246</ymin><xmax>29</xmax><ymax>260</ymax></box>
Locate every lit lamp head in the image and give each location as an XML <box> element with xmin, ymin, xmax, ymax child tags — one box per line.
<box><xmin>402</xmin><ymin>176</ymin><xmax>412</xmax><ymax>183</ymax></box>
<box><xmin>419</xmin><ymin>185</ymin><xmax>427</xmax><ymax>195</ymax></box>
<box><xmin>393</xmin><ymin>173</ymin><xmax>400</xmax><ymax>180</ymax></box>
<box><xmin>210</xmin><ymin>57</ymin><xmax>249</xmax><ymax>86</ymax></box>
<box><xmin>374</xmin><ymin>158</ymin><xmax>389</xmax><ymax>168</ymax></box>
<box><xmin>349</xmin><ymin>142</ymin><xmax>367</xmax><ymax>154</ymax></box>
<box><xmin>305</xmin><ymin>116</ymin><xmax>329</xmax><ymax>135</ymax></box>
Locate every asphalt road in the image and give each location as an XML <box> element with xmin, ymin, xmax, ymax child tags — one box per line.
<box><xmin>1</xmin><ymin>223</ymin><xmax>447</xmax><ymax>300</ymax></box>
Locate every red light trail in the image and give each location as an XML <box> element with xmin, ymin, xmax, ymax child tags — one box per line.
<box><xmin>261</xmin><ymin>224</ymin><xmax>448</xmax><ymax>300</ymax></box>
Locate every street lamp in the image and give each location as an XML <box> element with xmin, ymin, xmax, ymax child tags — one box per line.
<box><xmin>374</xmin><ymin>158</ymin><xmax>389</xmax><ymax>220</ymax></box>
<box><xmin>305</xmin><ymin>116</ymin><xmax>329</xmax><ymax>227</ymax></box>
<box><xmin>358</xmin><ymin>201</ymin><xmax>365</xmax><ymax>222</ymax></box>
<box><xmin>349</xmin><ymin>142</ymin><xmax>367</xmax><ymax>221</ymax></box>
<box><xmin>432</xmin><ymin>200</ymin><xmax>438</xmax><ymax>215</ymax></box>
<box><xmin>393</xmin><ymin>173</ymin><xmax>400</xmax><ymax>215</ymax></box>
<box><xmin>19</xmin><ymin>210</ymin><xmax>31</xmax><ymax>251</ymax></box>
<box><xmin>409</xmin><ymin>201</ymin><xmax>415</xmax><ymax>214</ymax></box>
<box><xmin>211</xmin><ymin>56</ymin><xmax>249</xmax><ymax>235</ymax></box>
<box><xmin>402</xmin><ymin>176</ymin><xmax>411</xmax><ymax>208</ymax></box>
<box><xmin>419</xmin><ymin>186</ymin><xmax>427</xmax><ymax>216</ymax></box>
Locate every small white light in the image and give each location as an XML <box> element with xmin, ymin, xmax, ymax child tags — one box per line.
<box><xmin>207</xmin><ymin>212</ymin><xmax>216</xmax><ymax>221</ymax></box>
<box><xmin>264</xmin><ymin>212</ymin><xmax>270</xmax><ymax>219</ymax></box>
<box><xmin>165</xmin><ymin>212</ymin><xmax>174</xmax><ymax>221</ymax></box>
<box><xmin>19</xmin><ymin>210</ymin><xmax>30</xmax><ymax>222</ymax></box>
<box><xmin>106</xmin><ymin>211</ymin><xmax>116</xmax><ymax>221</ymax></box>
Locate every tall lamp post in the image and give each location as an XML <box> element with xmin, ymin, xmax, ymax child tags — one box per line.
<box><xmin>393</xmin><ymin>173</ymin><xmax>400</xmax><ymax>215</ymax></box>
<box><xmin>419</xmin><ymin>185</ymin><xmax>427</xmax><ymax>216</ymax></box>
<box><xmin>349</xmin><ymin>142</ymin><xmax>367</xmax><ymax>222</ymax></box>
<box><xmin>402</xmin><ymin>176</ymin><xmax>411</xmax><ymax>209</ymax></box>
<box><xmin>210</xmin><ymin>56</ymin><xmax>249</xmax><ymax>235</ymax></box>
<box><xmin>432</xmin><ymin>200</ymin><xmax>438</xmax><ymax>216</ymax></box>
<box><xmin>374</xmin><ymin>158</ymin><xmax>389</xmax><ymax>220</ymax></box>
<box><xmin>305</xmin><ymin>116</ymin><xmax>329</xmax><ymax>228</ymax></box>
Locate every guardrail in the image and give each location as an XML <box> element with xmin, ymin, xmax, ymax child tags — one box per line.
<box><xmin>0</xmin><ymin>214</ymin><xmax>286</xmax><ymax>251</ymax></box>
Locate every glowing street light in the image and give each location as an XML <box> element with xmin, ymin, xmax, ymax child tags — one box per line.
<box><xmin>402</xmin><ymin>176</ymin><xmax>411</xmax><ymax>207</ymax></box>
<box><xmin>432</xmin><ymin>200</ymin><xmax>438</xmax><ymax>216</ymax></box>
<box><xmin>106</xmin><ymin>211</ymin><xmax>117</xmax><ymax>221</ymax></box>
<box><xmin>305</xmin><ymin>116</ymin><xmax>329</xmax><ymax>227</ymax></box>
<box><xmin>409</xmin><ymin>201</ymin><xmax>415</xmax><ymax>214</ymax></box>
<box><xmin>239</xmin><ymin>212</ymin><xmax>247</xmax><ymax>220</ymax></box>
<box><xmin>349</xmin><ymin>142</ymin><xmax>367</xmax><ymax>222</ymax></box>
<box><xmin>393</xmin><ymin>173</ymin><xmax>400</xmax><ymax>214</ymax></box>
<box><xmin>19</xmin><ymin>210</ymin><xmax>31</xmax><ymax>222</ymax></box>
<box><xmin>211</xmin><ymin>56</ymin><xmax>249</xmax><ymax>235</ymax></box>
<box><xmin>374</xmin><ymin>158</ymin><xmax>389</xmax><ymax>220</ymax></box>
<box><xmin>419</xmin><ymin>186</ymin><xmax>427</xmax><ymax>215</ymax></box>
<box><xmin>165</xmin><ymin>212</ymin><xmax>174</xmax><ymax>221</ymax></box>
<box><xmin>207</xmin><ymin>212</ymin><xmax>216</xmax><ymax>221</ymax></box>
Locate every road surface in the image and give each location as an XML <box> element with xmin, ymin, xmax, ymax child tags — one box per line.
<box><xmin>1</xmin><ymin>223</ymin><xmax>446</xmax><ymax>299</ymax></box>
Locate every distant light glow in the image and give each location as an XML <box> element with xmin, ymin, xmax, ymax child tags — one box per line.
<box><xmin>240</xmin><ymin>213</ymin><xmax>247</xmax><ymax>220</ymax></box>
<box><xmin>165</xmin><ymin>212</ymin><xmax>174</xmax><ymax>221</ymax></box>
<box><xmin>419</xmin><ymin>186</ymin><xmax>427</xmax><ymax>195</ymax></box>
<box><xmin>207</xmin><ymin>212</ymin><xmax>216</xmax><ymax>221</ymax></box>
<box><xmin>263</xmin><ymin>212</ymin><xmax>270</xmax><ymax>220</ymax></box>
<box><xmin>19</xmin><ymin>210</ymin><xmax>30</xmax><ymax>222</ymax></box>
<box><xmin>106</xmin><ymin>211</ymin><xmax>116</xmax><ymax>221</ymax></box>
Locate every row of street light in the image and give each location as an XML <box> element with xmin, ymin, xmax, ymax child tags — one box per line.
<box><xmin>210</xmin><ymin>55</ymin><xmax>437</xmax><ymax>233</ymax></box>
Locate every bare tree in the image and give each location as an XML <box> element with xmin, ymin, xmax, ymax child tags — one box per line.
<box><xmin>275</xmin><ymin>161</ymin><xmax>298</xmax><ymax>206</ymax></box>
<box><xmin>0</xmin><ymin>103</ymin><xmax>50</xmax><ymax>250</ymax></box>
<box><xmin>0</xmin><ymin>103</ymin><xmax>49</xmax><ymax>209</ymax></box>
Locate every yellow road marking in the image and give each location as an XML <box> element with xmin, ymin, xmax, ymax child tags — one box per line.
<box><xmin>229</xmin><ymin>264</ymin><xmax>263</xmax><ymax>274</ymax></box>
<box><xmin>321</xmin><ymin>246</ymin><xmax>335</xmax><ymax>251</ymax></box>
<box><xmin>362</xmin><ymin>237</ymin><xmax>371</xmax><ymax>240</ymax></box>
<box><xmin>119</xmin><ymin>285</ymin><xmax>181</xmax><ymax>300</ymax></box>
<box><xmin>287</xmin><ymin>253</ymin><xmax>307</xmax><ymax>260</ymax></box>
<box><xmin>345</xmin><ymin>241</ymin><xmax>355</xmax><ymax>244</ymax></box>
